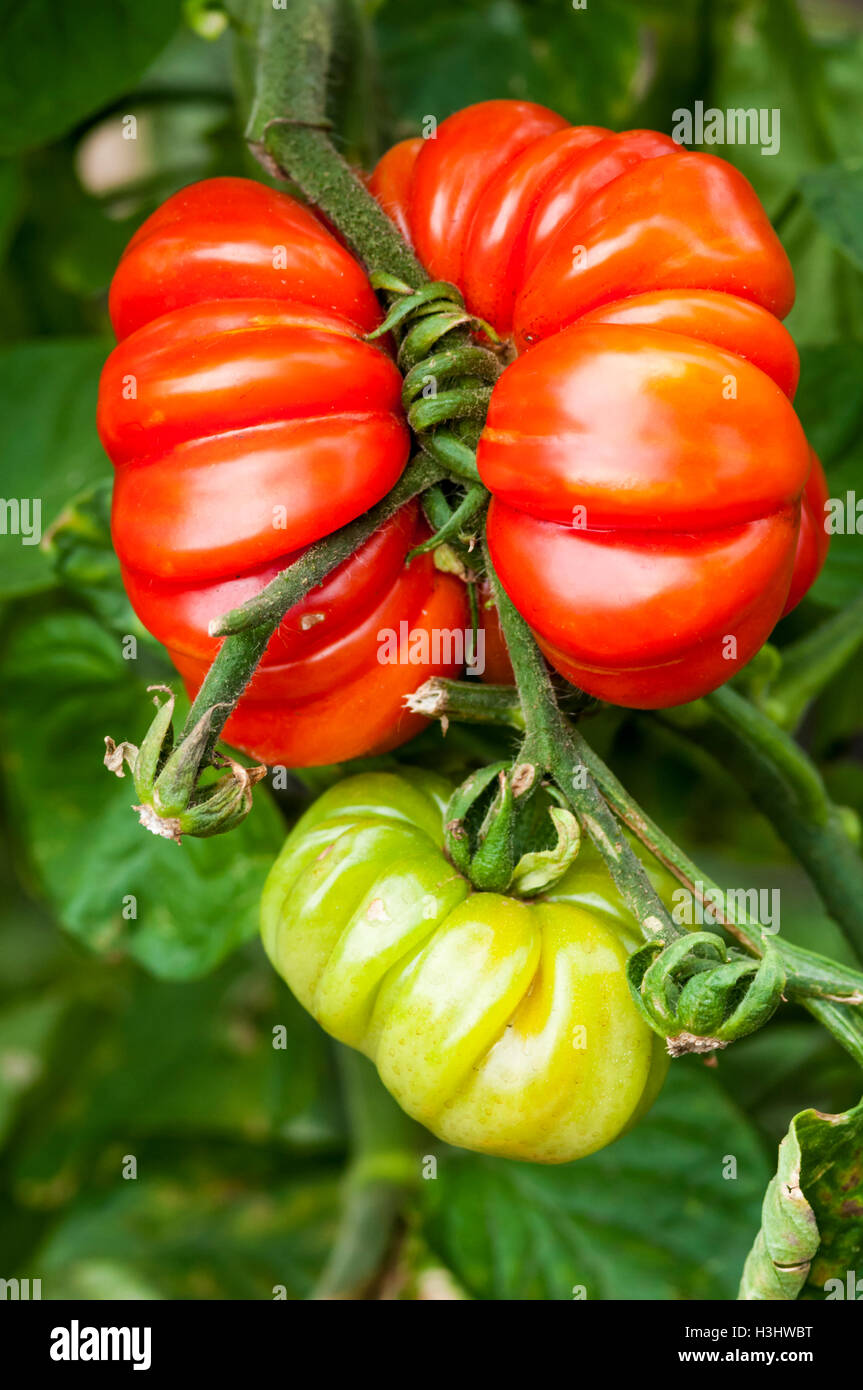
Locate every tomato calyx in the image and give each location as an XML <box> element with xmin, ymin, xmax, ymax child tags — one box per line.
<box><xmin>444</xmin><ymin>761</ymin><xmax>581</xmax><ymax>896</ymax></box>
<box><xmin>366</xmin><ymin>272</ymin><xmax>503</xmax><ymax>487</ymax></box>
<box><xmin>626</xmin><ymin>931</ymin><xmax>787</xmax><ymax>1056</ymax></box>
<box><xmin>104</xmin><ymin>686</ymin><xmax>266</xmax><ymax>843</ymax></box>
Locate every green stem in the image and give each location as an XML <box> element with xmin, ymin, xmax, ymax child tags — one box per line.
<box><xmin>407</xmin><ymin>676</ymin><xmax>526</xmax><ymax>731</ymax></box>
<box><xmin>209</xmin><ymin>456</ymin><xmax>442</xmax><ymax>639</ymax></box>
<box><xmin>181</xmin><ymin>457</ymin><xmax>442</xmax><ymax>763</ymax></box>
<box><xmin>414</xmin><ymin>676</ymin><xmax>863</xmax><ymax>1009</ymax></box>
<box><xmin>408</xmin><ymin>485</ymin><xmax>487</xmax><ymax>562</ymax></box>
<box><xmin>267</xmin><ymin>122</ymin><xmax>423</xmax><ymax>283</ymax></box>
<box><xmin>659</xmin><ymin>691</ymin><xmax>863</xmax><ymax>968</ymax></box>
<box><xmin>763</xmin><ymin>591</ymin><xmax>863</xmax><ymax>730</ymax></box>
<box><xmin>245</xmin><ymin>0</ymin><xmax>423</xmax><ymax>282</ymax></box>
<box><xmin>483</xmin><ymin>533</ymin><xmax>682</xmax><ymax>947</ymax></box>
<box><xmin>706</xmin><ymin>687</ymin><xmax>831</xmax><ymax>825</ymax></box>
<box><xmin>312</xmin><ymin>1047</ymin><xmax>418</xmax><ymax>1300</ymax></box>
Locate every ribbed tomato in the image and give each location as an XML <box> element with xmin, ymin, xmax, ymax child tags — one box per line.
<box><xmin>371</xmin><ymin>102</ymin><xmax>829</xmax><ymax>708</ymax></box>
<box><xmin>98</xmin><ymin>178</ymin><xmax>468</xmax><ymax>764</ymax></box>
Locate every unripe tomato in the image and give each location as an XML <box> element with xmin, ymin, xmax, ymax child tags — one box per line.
<box><xmin>98</xmin><ymin>178</ymin><xmax>469</xmax><ymax>765</ymax></box>
<box><xmin>371</xmin><ymin>102</ymin><xmax>829</xmax><ymax>709</ymax></box>
<box><xmin>261</xmin><ymin>771</ymin><xmax>672</xmax><ymax>1163</ymax></box>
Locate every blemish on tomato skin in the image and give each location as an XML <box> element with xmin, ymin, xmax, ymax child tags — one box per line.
<box><xmin>366</xmin><ymin>897</ymin><xmax>390</xmax><ymax>922</ymax></box>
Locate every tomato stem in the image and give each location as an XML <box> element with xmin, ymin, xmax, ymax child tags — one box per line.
<box><xmin>311</xmin><ymin>1047</ymin><xmax>420</xmax><ymax>1300</ymax></box>
<box><xmin>208</xmin><ymin>454</ymin><xmax>443</xmax><ymax>641</ymax></box>
<box><xmin>245</xmin><ymin>0</ymin><xmax>423</xmax><ymax>283</ymax></box>
<box><xmin>410</xmin><ymin>673</ymin><xmax>863</xmax><ymax>1061</ymax></box>
<box><xmin>659</xmin><ymin>690</ymin><xmax>863</xmax><ymax>972</ymax></box>
<box><xmin>759</xmin><ymin>590</ymin><xmax>863</xmax><ymax>731</ymax></box>
<box><xmin>182</xmin><ymin>455</ymin><xmax>444</xmax><ymax>758</ymax></box>
<box><xmin>481</xmin><ymin>527</ymin><xmax>683</xmax><ymax>950</ymax></box>
<box><xmin>407</xmin><ymin>484</ymin><xmax>487</xmax><ymax>561</ymax></box>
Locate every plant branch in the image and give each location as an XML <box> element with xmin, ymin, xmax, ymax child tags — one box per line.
<box><xmin>245</xmin><ymin>0</ymin><xmax>423</xmax><ymax>283</ymax></box>
<box><xmin>763</xmin><ymin>591</ymin><xmax>863</xmax><ymax>730</ymax></box>
<box><xmin>659</xmin><ymin>689</ymin><xmax>863</xmax><ymax>968</ymax></box>
<box><xmin>413</xmin><ymin>675</ymin><xmax>863</xmax><ymax>1012</ymax></box>
<box><xmin>181</xmin><ymin>456</ymin><xmax>443</xmax><ymax>768</ymax></box>
<box><xmin>482</xmin><ymin>532</ymin><xmax>683</xmax><ymax>948</ymax></box>
<box><xmin>312</xmin><ymin>1047</ymin><xmax>419</xmax><ymax>1300</ymax></box>
<box><xmin>208</xmin><ymin>456</ymin><xmax>442</xmax><ymax>640</ymax></box>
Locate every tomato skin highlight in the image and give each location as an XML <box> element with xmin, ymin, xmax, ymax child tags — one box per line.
<box><xmin>108</xmin><ymin>177</ymin><xmax>383</xmax><ymax>340</ymax></box>
<box><xmin>99</xmin><ymin>178</ymin><xmax>468</xmax><ymax>765</ymax></box>
<box><xmin>261</xmin><ymin>770</ymin><xmax>673</xmax><ymax>1162</ymax></box>
<box><xmin>370</xmin><ymin>100</ymin><xmax>826</xmax><ymax>706</ymax></box>
<box><xmin>576</xmin><ymin>290</ymin><xmax>801</xmax><ymax>399</ymax></box>
<box><xmin>460</xmin><ymin>124</ymin><xmax>610</xmax><ymax>334</ymax></box>
<box><xmin>513</xmin><ymin>151</ymin><xmax>796</xmax><ymax>347</ymax></box>
<box><xmin>408</xmin><ymin>100</ymin><xmax>568</xmax><ymax>287</ymax></box>
<box><xmin>477</xmin><ymin>322</ymin><xmax>810</xmax><ymax>531</ymax></box>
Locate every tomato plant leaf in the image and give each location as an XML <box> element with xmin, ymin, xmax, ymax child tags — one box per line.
<box><xmin>739</xmin><ymin>1096</ymin><xmax>863</xmax><ymax>1300</ymax></box>
<box><xmin>0</xmin><ymin>339</ymin><xmax>112</xmax><ymax>598</ymax></box>
<box><xmin>0</xmin><ymin>608</ymin><xmax>284</xmax><ymax>979</ymax></box>
<box><xmin>800</xmin><ymin>163</ymin><xmax>863</xmax><ymax>275</ymax></box>
<box><xmin>0</xmin><ymin>0</ymin><xmax>183</xmax><ymax>156</ymax></box>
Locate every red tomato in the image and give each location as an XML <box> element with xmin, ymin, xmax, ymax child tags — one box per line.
<box><xmin>371</xmin><ymin>101</ymin><xmax>826</xmax><ymax>708</ymax></box>
<box><xmin>782</xmin><ymin>451</ymin><xmax>830</xmax><ymax>617</ymax></box>
<box><xmin>99</xmin><ymin>178</ymin><xmax>468</xmax><ymax>765</ymax></box>
<box><xmin>367</xmin><ymin>137</ymin><xmax>423</xmax><ymax>243</ymax></box>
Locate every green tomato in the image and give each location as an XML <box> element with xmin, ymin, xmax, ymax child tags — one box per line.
<box><xmin>261</xmin><ymin>771</ymin><xmax>674</xmax><ymax>1164</ymax></box>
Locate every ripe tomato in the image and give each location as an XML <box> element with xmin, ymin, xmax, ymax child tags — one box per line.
<box><xmin>782</xmin><ymin>450</ymin><xmax>831</xmax><ymax>618</ymax></box>
<box><xmin>98</xmin><ymin>178</ymin><xmax>468</xmax><ymax>764</ymax></box>
<box><xmin>261</xmin><ymin>771</ymin><xmax>672</xmax><ymax>1163</ymax></box>
<box><xmin>371</xmin><ymin>103</ymin><xmax>828</xmax><ymax>708</ymax></box>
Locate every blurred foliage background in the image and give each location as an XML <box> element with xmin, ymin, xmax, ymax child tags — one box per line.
<box><xmin>1</xmin><ymin>0</ymin><xmax>862</xmax><ymax>1300</ymax></box>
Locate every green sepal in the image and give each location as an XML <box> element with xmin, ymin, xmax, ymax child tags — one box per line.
<box><xmin>445</xmin><ymin>763</ymin><xmax>581</xmax><ymax>896</ymax></box>
<box><xmin>510</xmin><ymin>805</ymin><xmax>581</xmax><ymax>896</ymax></box>
<box><xmin>627</xmin><ymin>932</ymin><xmax>786</xmax><ymax>1054</ymax></box>
<box><xmin>104</xmin><ymin>687</ymin><xmax>266</xmax><ymax>843</ymax></box>
<box><xmin>417</xmin><ymin>430</ymin><xmax>482</xmax><ymax>483</ymax></box>
<box><xmin>468</xmin><ymin>769</ymin><xmax>516</xmax><ymax>892</ymax></box>
<box><xmin>132</xmin><ymin>685</ymin><xmax>176</xmax><ymax>800</ymax></box>
<box><xmin>444</xmin><ymin>762</ymin><xmax>508</xmax><ymax>879</ymax></box>
<box><xmin>402</xmin><ymin>347</ymin><xmax>501</xmax><ymax>405</ymax></box>
<box><xmin>408</xmin><ymin>484</ymin><xmax>488</xmax><ymax>561</ymax></box>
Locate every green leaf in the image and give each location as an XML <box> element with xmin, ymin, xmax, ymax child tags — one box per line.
<box><xmin>0</xmin><ymin>339</ymin><xmax>112</xmax><ymax>597</ymax></box>
<box><xmin>420</xmin><ymin>1060</ymin><xmax>771</xmax><ymax>1300</ymax></box>
<box><xmin>709</xmin><ymin>3</ymin><xmax>863</xmax><ymax>342</ymax></box>
<box><xmin>0</xmin><ymin>997</ymin><xmax>68</xmax><ymax>1145</ymax></box>
<box><xmin>32</xmin><ymin>1156</ymin><xmax>340</xmax><ymax>1299</ymax></box>
<box><xmin>739</xmin><ymin>1097</ymin><xmax>863</xmax><ymax>1300</ymax></box>
<box><xmin>7</xmin><ymin>949</ymin><xmax>341</xmax><ymax>1208</ymax></box>
<box><xmin>0</xmin><ymin>0</ymin><xmax>183</xmax><ymax>156</ymax></box>
<box><xmin>0</xmin><ymin>160</ymin><xmax>23</xmax><ymax>258</ymax></box>
<box><xmin>375</xmin><ymin>0</ymin><xmax>642</xmax><ymax>133</ymax></box>
<box><xmin>792</xmin><ymin>344</ymin><xmax>863</xmax><ymax>611</ymax></box>
<box><xmin>800</xmin><ymin>162</ymin><xmax>863</xmax><ymax>274</ymax></box>
<box><xmin>42</xmin><ymin>479</ymin><xmax>152</xmax><ymax>639</ymax></box>
<box><xmin>0</xmin><ymin>608</ymin><xmax>284</xmax><ymax>979</ymax></box>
